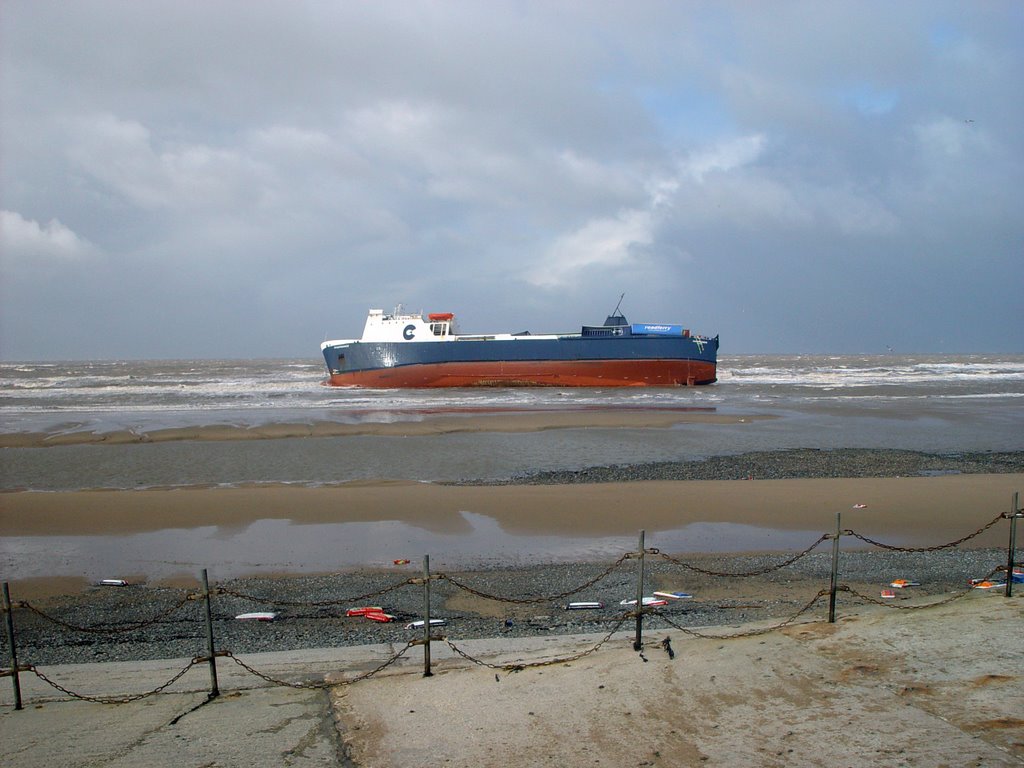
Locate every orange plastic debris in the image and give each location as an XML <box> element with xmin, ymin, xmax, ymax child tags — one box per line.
<box><xmin>346</xmin><ymin>606</ymin><xmax>384</xmax><ymax>617</ymax></box>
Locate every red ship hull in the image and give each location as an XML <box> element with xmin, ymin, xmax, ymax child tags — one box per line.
<box><xmin>326</xmin><ymin>358</ymin><xmax>717</xmax><ymax>388</ymax></box>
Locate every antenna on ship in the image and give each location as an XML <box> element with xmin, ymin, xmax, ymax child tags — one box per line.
<box><xmin>605</xmin><ymin>293</ymin><xmax>628</xmax><ymax>327</ymax></box>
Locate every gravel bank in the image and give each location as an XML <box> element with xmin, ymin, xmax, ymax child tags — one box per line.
<box><xmin>449</xmin><ymin>448</ymin><xmax>1024</xmax><ymax>485</ymax></box>
<box><xmin>4</xmin><ymin>548</ymin><xmax>1010</xmax><ymax>666</ymax></box>
<box><xmin>5</xmin><ymin>448</ymin><xmax>1019</xmax><ymax>667</ymax></box>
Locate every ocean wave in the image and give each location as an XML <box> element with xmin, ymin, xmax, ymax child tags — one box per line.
<box><xmin>2</xmin><ymin>355</ymin><xmax>1022</xmax><ymax>440</ymax></box>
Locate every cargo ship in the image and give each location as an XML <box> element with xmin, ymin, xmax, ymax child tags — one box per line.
<box><xmin>320</xmin><ymin>306</ymin><xmax>718</xmax><ymax>388</ymax></box>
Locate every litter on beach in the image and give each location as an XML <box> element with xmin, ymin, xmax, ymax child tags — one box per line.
<box><xmin>392</xmin><ymin>559</ymin><xmax>411</xmax><ymax>565</ymax></box>
<box><xmin>565</xmin><ymin>601</ymin><xmax>604</xmax><ymax>610</ymax></box>
<box><xmin>620</xmin><ymin>597</ymin><xmax>670</xmax><ymax>607</ymax></box>
<box><xmin>653</xmin><ymin>591</ymin><xmax>693</xmax><ymax>600</ymax></box>
<box><xmin>98</xmin><ymin>579</ymin><xmax>128</xmax><ymax>587</ymax></box>
<box><xmin>968</xmin><ymin>580</ymin><xmax>1006</xmax><ymax>590</ymax></box>
<box><xmin>880</xmin><ymin>589</ymin><xmax>896</xmax><ymax>599</ymax></box>
<box><xmin>347</xmin><ymin>606</ymin><xmax>398</xmax><ymax>622</ymax></box>
<box><xmin>852</xmin><ymin>503</ymin><xmax>868</xmax><ymax>509</ymax></box>
<box><xmin>889</xmin><ymin>579</ymin><xmax>920</xmax><ymax>589</ymax></box>
<box><xmin>235</xmin><ymin>612</ymin><xmax>277</xmax><ymax>621</ymax></box>
<box><xmin>346</xmin><ymin>606</ymin><xmax>384</xmax><ymax>617</ymax></box>
<box><xmin>404</xmin><ymin>618</ymin><xmax>447</xmax><ymax>629</ymax></box>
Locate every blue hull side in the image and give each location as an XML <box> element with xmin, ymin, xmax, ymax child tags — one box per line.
<box><xmin>323</xmin><ymin>335</ymin><xmax>719</xmax><ymax>387</ymax></box>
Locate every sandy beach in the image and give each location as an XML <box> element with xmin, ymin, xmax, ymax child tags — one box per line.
<box><xmin>337</xmin><ymin>595</ymin><xmax>1024</xmax><ymax>767</ymax></box>
<box><xmin>2</xmin><ymin>472</ymin><xmax>1019</xmax><ymax>541</ymax></box>
<box><xmin>2</xmin><ymin>446</ymin><xmax>1022</xmax><ymax>765</ymax></box>
<box><xmin>2</xmin><ymin>471</ymin><xmax>1021</xmax><ymax>604</ymax></box>
<box><xmin>2</xmin><ymin>592</ymin><xmax>1021</xmax><ymax>767</ymax></box>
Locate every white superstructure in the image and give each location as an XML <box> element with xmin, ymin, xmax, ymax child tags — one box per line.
<box><xmin>321</xmin><ymin>307</ymin><xmax>563</xmax><ymax>351</ymax></box>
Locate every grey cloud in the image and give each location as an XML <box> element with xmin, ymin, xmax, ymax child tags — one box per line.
<box><xmin>2</xmin><ymin>1</ymin><xmax>1021</xmax><ymax>359</ymax></box>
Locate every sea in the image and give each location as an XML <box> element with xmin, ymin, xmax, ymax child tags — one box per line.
<box><xmin>2</xmin><ymin>354</ymin><xmax>1023</xmax><ymax>581</ymax></box>
<box><xmin>3</xmin><ymin>354</ymin><xmax>1023</xmax><ymax>492</ymax></box>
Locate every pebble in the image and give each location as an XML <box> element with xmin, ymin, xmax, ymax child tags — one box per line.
<box><xmin>4</xmin><ymin>548</ymin><xmax>1007</xmax><ymax>666</ymax></box>
<box><xmin>448</xmin><ymin>448</ymin><xmax>1024</xmax><ymax>485</ymax></box>
<box><xmin>5</xmin><ymin>448</ymin><xmax>1020</xmax><ymax>666</ymax></box>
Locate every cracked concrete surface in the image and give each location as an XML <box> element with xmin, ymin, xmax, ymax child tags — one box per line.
<box><xmin>2</xmin><ymin>597</ymin><xmax>1021</xmax><ymax>767</ymax></box>
<box><xmin>2</xmin><ymin>687</ymin><xmax>339</xmax><ymax>767</ymax></box>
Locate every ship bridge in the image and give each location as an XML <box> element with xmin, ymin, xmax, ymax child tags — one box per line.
<box><xmin>359</xmin><ymin>308</ymin><xmax>460</xmax><ymax>343</ymax></box>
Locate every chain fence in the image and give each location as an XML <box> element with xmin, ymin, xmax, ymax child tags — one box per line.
<box><xmin>16</xmin><ymin>592</ymin><xmax>194</xmax><ymax>634</ymax></box>
<box><xmin>436</xmin><ymin>553</ymin><xmax>633</xmax><ymax>604</ymax></box>
<box><xmin>225</xmin><ymin>643</ymin><xmax>417</xmax><ymax>689</ymax></box>
<box><xmin>653</xmin><ymin>589</ymin><xmax>831</xmax><ymax>640</ymax></box>
<box><xmin>444</xmin><ymin>614</ymin><xmax>632</xmax><ymax>672</ymax></box>
<box><xmin>652</xmin><ymin>533</ymin><xmax>830</xmax><ymax>577</ymax></box>
<box><xmin>843</xmin><ymin>510</ymin><xmax>1007</xmax><ymax>552</ymax></box>
<box><xmin>837</xmin><ymin>563</ymin><xmax>1006</xmax><ymax>611</ymax></box>
<box><xmin>2</xmin><ymin>493</ymin><xmax>1020</xmax><ymax>710</ymax></box>
<box><xmin>217</xmin><ymin>577</ymin><xmax>416</xmax><ymax>607</ymax></box>
<box><xmin>28</xmin><ymin>657</ymin><xmax>202</xmax><ymax>704</ymax></box>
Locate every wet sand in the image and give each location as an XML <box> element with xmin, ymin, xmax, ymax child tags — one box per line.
<box><xmin>2</xmin><ymin>474</ymin><xmax>1020</xmax><ymax>599</ymax></box>
<box><xmin>2</xmin><ymin>473</ymin><xmax>1018</xmax><ymax>539</ymax></box>
<box><xmin>0</xmin><ymin>408</ymin><xmax>765</xmax><ymax>448</ymax></box>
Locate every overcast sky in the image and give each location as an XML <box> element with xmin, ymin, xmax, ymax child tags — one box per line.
<box><xmin>1</xmin><ymin>1</ymin><xmax>1021</xmax><ymax>360</ymax></box>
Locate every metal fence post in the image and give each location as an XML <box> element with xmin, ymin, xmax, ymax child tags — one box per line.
<box><xmin>828</xmin><ymin>513</ymin><xmax>841</xmax><ymax>623</ymax></box>
<box><xmin>2</xmin><ymin>583</ymin><xmax>22</xmax><ymax>710</ymax></box>
<box><xmin>634</xmin><ymin>530</ymin><xmax>646</xmax><ymax>651</ymax></box>
<box><xmin>1006</xmin><ymin>492</ymin><xmax>1020</xmax><ymax>599</ymax></box>
<box><xmin>201</xmin><ymin>569</ymin><xmax>220</xmax><ymax>698</ymax></box>
<box><xmin>422</xmin><ymin>555</ymin><xmax>432</xmax><ymax>677</ymax></box>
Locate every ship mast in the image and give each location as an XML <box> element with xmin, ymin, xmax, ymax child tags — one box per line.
<box><xmin>611</xmin><ymin>293</ymin><xmax>625</xmax><ymax>317</ymax></box>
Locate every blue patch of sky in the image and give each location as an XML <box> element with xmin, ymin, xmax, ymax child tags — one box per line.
<box><xmin>637</xmin><ymin>86</ymin><xmax>736</xmax><ymax>144</ymax></box>
<box><xmin>928</xmin><ymin>20</ymin><xmax>960</xmax><ymax>50</ymax></box>
<box><xmin>589</xmin><ymin>4</ymin><xmax>740</xmax><ymax>148</ymax></box>
<box><xmin>831</xmin><ymin>82</ymin><xmax>899</xmax><ymax>116</ymax></box>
